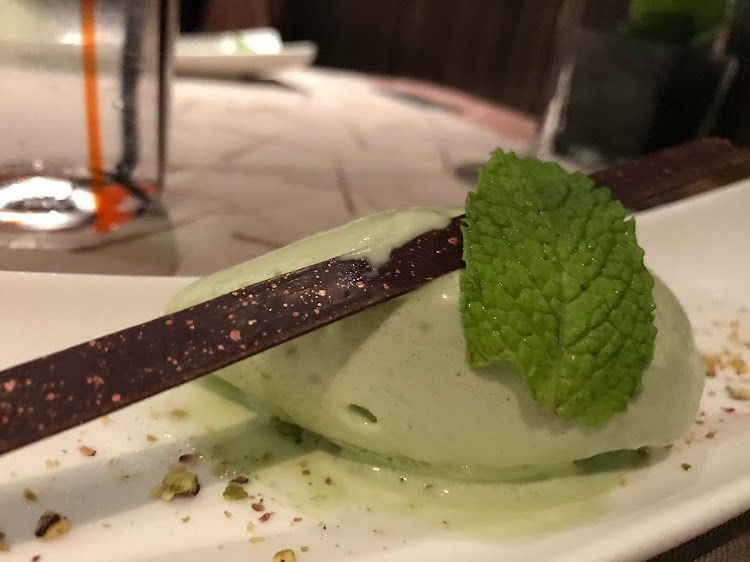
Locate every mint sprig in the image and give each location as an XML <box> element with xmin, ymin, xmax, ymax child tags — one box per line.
<box><xmin>460</xmin><ymin>150</ymin><xmax>656</xmax><ymax>425</ymax></box>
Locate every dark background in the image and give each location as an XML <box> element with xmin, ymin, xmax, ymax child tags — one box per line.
<box><xmin>181</xmin><ymin>0</ymin><xmax>750</xmax><ymax>147</ymax></box>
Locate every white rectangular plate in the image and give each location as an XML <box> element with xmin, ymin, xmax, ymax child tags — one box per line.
<box><xmin>2</xmin><ymin>179</ymin><xmax>750</xmax><ymax>562</ymax></box>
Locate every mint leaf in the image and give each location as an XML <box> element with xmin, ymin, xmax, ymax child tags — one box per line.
<box><xmin>460</xmin><ymin>150</ymin><xmax>656</xmax><ymax>425</ymax></box>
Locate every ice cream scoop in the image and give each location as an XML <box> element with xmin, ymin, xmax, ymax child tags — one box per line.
<box><xmin>168</xmin><ymin>207</ymin><xmax>704</xmax><ymax>479</ymax></box>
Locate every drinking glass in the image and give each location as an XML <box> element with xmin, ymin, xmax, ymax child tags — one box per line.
<box><xmin>0</xmin><ymin>0</ymin><xmax>177</xmax><ymax>249</ymax></box>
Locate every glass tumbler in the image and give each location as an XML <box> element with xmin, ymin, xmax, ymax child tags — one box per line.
<box><xmin>0</xmin><ymin>0</ymin><xmax>177</xmax><ymax>249</ymax></box>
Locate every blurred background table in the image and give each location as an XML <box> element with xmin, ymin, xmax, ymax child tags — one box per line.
<box><xmin>0</xmin><ymin>68</ymin><xmax>533</xmax><ymax>276</ymax></box>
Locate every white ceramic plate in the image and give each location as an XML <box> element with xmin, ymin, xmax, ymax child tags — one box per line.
<box><xmin>2</xmin><ymin>180</ymin><xmax>750</xmax><ymax>562</ymax></box>
<box><xmin>176</xmin><ymin>29</ymin><xmax>317</xmax><ymax>78</ymax></box>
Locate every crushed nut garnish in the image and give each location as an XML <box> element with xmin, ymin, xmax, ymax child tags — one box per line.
<box><xmin>324</xmin><ymin>477</ymin><xmax>332</xmax><ymax>485</ymax></box>
<box><xmin>273</xmin><ymin>549</ymin><xmax>296</xmax><ymax>562</ymax></box>
<box><xmin>181</xmin><ymin>516</ymin><xmax>191</xmax><ymax>523</ymax></box>
<box><xmin>269</xmin><ymin>416</ymin><xmax>302</xmax><ymax>442</ymax></box>
<box><xmin>224</xmin><ymin>510</ymin><xmax>232</xmax><ymax>518</ymax></box>
<box><xmin>230</xmin><ymin>476</ymin><xmax>249</xmax><ymax>484</ymax></box>
<box><xmin>79</xmin><ymin>445</ymin><xmax>97</xmax><ymax>457</ymax></box>
<box><xmin>259</xmin><ymin>512</ymin><xmax>273</xmax><ymax>522</ymax></box>
<box><xmin>170</xmin><ymin>408</ymin><xmax>188</xmax><ymax>420</ymax></box>
<box><xmin>100</xmin><ymin>415</ymin><xmax>111</xmax><ymax>426</ymax></box>
<box><xmin>178</xmin><ymin>453</ymin><xmax>201</xmax><ymax>465</ymax></box>
<box><xmin>731</xmin><ymin>357</ymin><xmax>748</xmax><ymax>375</ymax></box>
<box><xmin>32</xmin><ymin>555</ymin><xmax>41</xmax><ymax>562</ymax></box>
<box><xmin>702</xmin><ymin>353</ymin><xmax>722</xmax><ymax>377</ymax></box>
<box><xmin>23</xmin><ymin>488</ymin><xmax>38</xmax><ymax>502</ymax></box>
<box><xmin>35</xmin><ymin>511</ymin><xmax>71</xmax><ymax>541</ymax></box>
<box><xmin>248</xmin><ymin>536</ymin><xmax>265</xmax><ymax>544</ymax></box>
<box><xmin>246</xmin><ymin>522</ymin><xmax>254</xmax><ymax>532</ymax></box>
<box><xmin>727</xmin><ymin>385</ymin><xmax>750</xmax><ymax>401</ymax></box>
<box><xmin>251</xmin><ymin>502</ymin><xmax>265</xmax><ymax>512</ymax></box>
<box><xmin>223</xmin><ymin>483</ymin><xmax>248</xmax><ymax>501</ymax></box>
<box><xmin>706</xmin><ymin>431</ymin><xmax>717</xmax><ymax>439</ymax></box>
<box><xmin>45</xmin><ymin>459</ymin><xmax>59</xmax><ymax>468</ymax></box>
<box><xmin>300</xmin><ymin>546</ymin><xmax>309</xmax><ymax>553</ymax></box>
<box><xmin>301</xmin><ymin>469</ymin><xmax>310</xmax><ymax>476</ymax></box>
<box><xmin>681</xmin><ymin>463</ymin><xmax>692</xmax><ymax>471</ymax></box>
<box><xmin>146</xmin><ymin>435</ymin><xmax>158</xmax><ymax>443</ymax></box>
<box><xmin>151</xmin><ymin>470</ymin><xmax>200</xmax><ymax>501</ymax></box>
<box><xmin>293</xmin><ymin>517</ymin><xmax>302</xmax><ymax>522</ymax></box>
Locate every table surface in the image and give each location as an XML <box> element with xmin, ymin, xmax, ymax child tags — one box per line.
<box><xmin>1</xmin><ymin>67</ymin><xmax>746</xmax><ymax>561</ymax></box>
<box><xmin>0</xmin><ymin>68</ymin><xmax>530</xmax><ymax>276</ymax></box>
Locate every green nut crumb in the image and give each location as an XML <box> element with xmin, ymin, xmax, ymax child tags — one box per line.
<box><xmin>273</xmin><ymin>549</ymin><xmax>296</xmax><ymax>562</ymax></box>
<box><xmin>151</xmin><ymin>469</ymin><xmax>200</xmax><ymax>501</ymax></box>
<box><xmin>300</xmin><ymin>546</ymin><xmax>309</xmax><ymax>552</ymax></box>
<box><xmin>223</xmin><ymin>483</ymin><xmax>249</xmax><ymax>501</ymax></box>
<box><xmin>681</xmin><ymin>463</ymin><xmax>692</xmax><ymax>471</ymax></box>
<box><xmin>35</xmin><ymin>510</ymin><xmax>71</xmax><ymax>541</ymax></box>
<box><xmin>23</xmin><ymin>488</ymin><xmax>38</xmax><ymax>502</ymax></box>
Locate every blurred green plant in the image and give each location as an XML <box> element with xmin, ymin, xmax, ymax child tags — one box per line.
<box><xmin>625</xmin><ymin>0</ymin><xmax>729</xmax><ymax>47</ymax></box>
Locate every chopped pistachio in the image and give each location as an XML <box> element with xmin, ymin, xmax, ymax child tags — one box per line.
<box><xmin>170</xmin><ymin>408</ymin><xmax>188</xmax><ymax>420</ymax></box>
<box><xmin>181</xmin><ymin>516</ymin><xmax>191</xmax><ymax>523</ymax></box>
<box><xmin>727</xmin><ymin>385</ymin><xmax>750</xmax><ymax>401</ymax></box>
<box><xmin>163</xmin><ymin>470</ymin><xmax>200</xmax><ymax>495</ymax></box>
<box><xmin>273</xmin><ymin>549</ymin><xmax>297</xmax><ymax>562</ymax></box>
<box><xmin>79</xmin><ymin>445</ymin><xmax>97</xmax><ymax>457</ymax></box>
<box><xmin>146</xmin><ymin>435</ymin><xmax>158</xmax><ymax>443</ymax></box>
<box><xmin>246</xmin><ymin>521</ymin><xmax>254</xmax><ymax>532</ymax></box>
<box><xmin>223</xmin><ymin>483</ymin><xmax>248</xmax><ymax>501</ymax></box>
<box><xmin>45</xmin><ymin>459</ymin><xmax>59</xmax><ymax>468</ymax></box>
<box><xmin>35</xmin><ymin>510</ymin><xmax>71</xmax><ymax>541</ymax></box>
<box><xmin>300</xmin><ymin>546</ymin><xmax>309</xmax><ymax>553</ymax></box>
<box><xmin>178</xmin><ymin>453</ymin><xmax>201</xmax><ymax>465</ymax></box>
<box><xmin>152</xmin><ymin>469</ymin><xmax>200</xmax><ymax>501</ymax></box>
<box><xmin>248</xmin><ymin>536</ymin><xmax>265</xmax><ymax>544</ymax></box>
<box><xmin>681</xmin><ymin>463</ymin><xmax>692</xmax><ymax>471</ymax></box>
<box><xmin>259</xmin><ymin>512</ymin><xmax>273</xmax><ymax>522</ymax></box>
<box><xmin>270</xmin><ymin>416</ymin><xmax>302</xmax><ymax>442</ymax></box>
<box><xmin>224</xmin><ymin>510</ymin><xmax>232</xmax><ymax>518</ymax></box>
<box><xmin>23</xmin><ymin>488</ymin><xmax>38</xmax><ymax>502</ymax></box>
